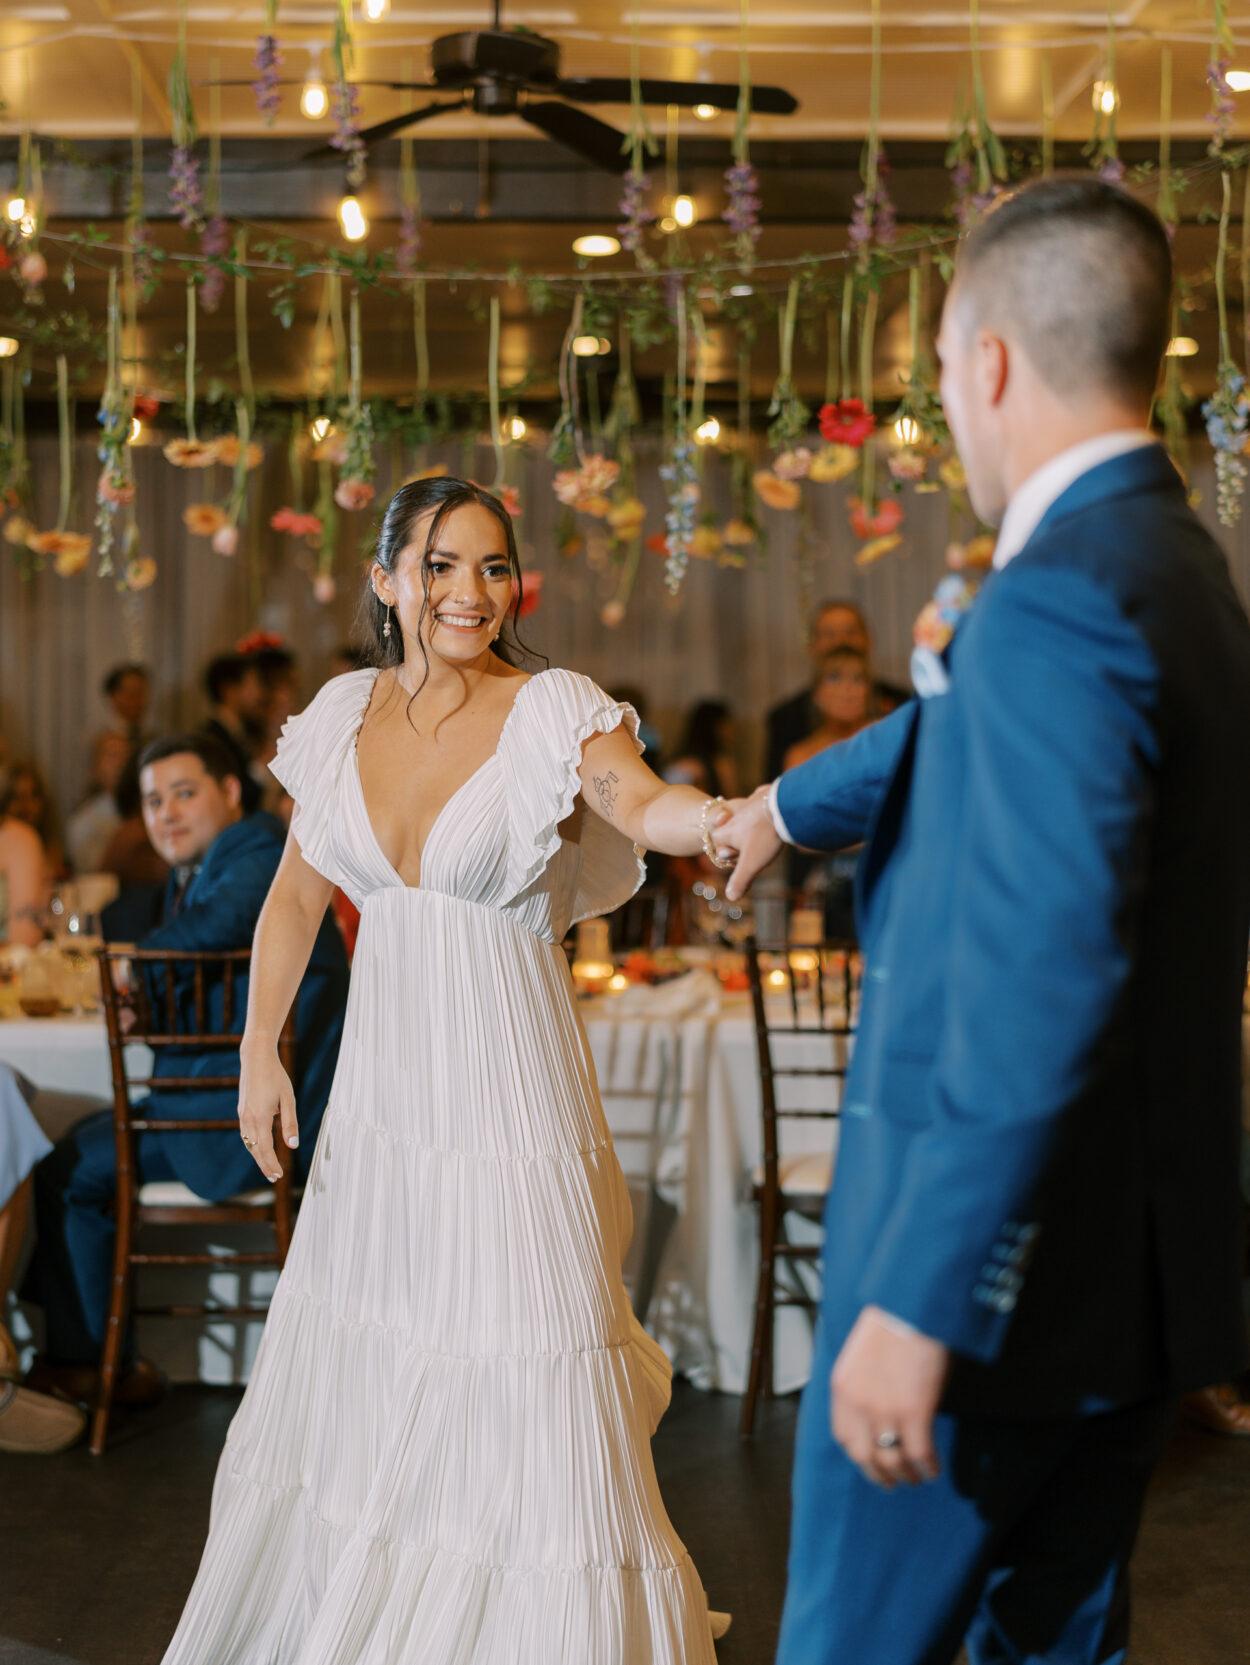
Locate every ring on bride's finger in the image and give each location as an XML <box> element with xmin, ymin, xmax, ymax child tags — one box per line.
<box><xmin>241</xmin><ymin>1133</ymin><xmax>257</xmax><ymax>1149</ymax></box>
<box><xmin>874</xmin><ymin>1429</ymin><xmax>902</xmax><ymax>1451</ymax></box>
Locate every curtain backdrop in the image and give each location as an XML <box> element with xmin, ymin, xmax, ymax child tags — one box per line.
<box><xmin>2</xmin><ymin>432</ymin><xmax>1246</xmax><ymax>834</ymax></box>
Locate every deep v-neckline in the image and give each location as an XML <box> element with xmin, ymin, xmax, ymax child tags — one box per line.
<box><xmin>350</xmin><ymin>667</ymin><xmax>542</xmax><ymax>890</ymax></box>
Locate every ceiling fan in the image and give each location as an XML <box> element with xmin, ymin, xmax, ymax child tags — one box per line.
<box><xmin>291</xmin><ymin>1</ymin><xmax>799</xmax><ymax>174</ymax></box>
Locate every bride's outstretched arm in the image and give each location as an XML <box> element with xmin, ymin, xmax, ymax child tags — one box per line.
<box><xmin>237</xmin><ymin>835</ymin><xmax>335</xmax><ymax>1183</ymax></box>
<box><xmin>577</xmin><ymin>727</ymin><xmax>729</xmax><ymax>858</ymax></box>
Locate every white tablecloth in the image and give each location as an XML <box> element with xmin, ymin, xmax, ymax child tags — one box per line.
<box><xmin>0</xmin><ymin>991</ymin><xmax>840</xmax><ymax>1393</ymax></box>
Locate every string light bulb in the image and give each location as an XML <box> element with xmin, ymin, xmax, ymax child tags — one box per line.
<box><xmin>128</xmin><ymin>415</ymin><xmax>142</xmax><ymax>442</ymax></box>
<box><xmin>17</xmin><ymin>214</ymin><xmax>35</xmax><ymax>240</ymax></box>
<box><xmin>694</xmin><ymin>416</ymin><xmax>721</xmax><ymax>445</ymax></box>
<box><xmin>300</xmin><ymin>71</ymin><xmax>329</xmax><ymax>120</ymax></box>
<box><xmin>693</xmin><ymin>103</ymin><xmax>718</xmax><ymax>121</ymax></box>
<box><xmin>0</xmin><ymin>337</ymin><xmax>18</xmax><ymax>359</ymax></box>
<box><xmin>1227</xmin><ymin>69</ymin><xmax>1250</xmax><ymax>92</ymax></box>
<box><xmin>571</xmin><ymin>233</ymin><xmax>620</xmax><ymax>258</ymax></box>
<box><xmin>1092</xmin><ymin>80</ymin><xmax>1120</xmax><ymax>116</ymax></box>
<box><xmin>338</xmin><ymin>194</ymin><xmax>368</xmax><ymax>241</ymax></box>
<box><xmin>1165</xmin><ymin>336</ymin><xmax>1199</xmax><ymax>358</ymax></box>
<box><xmin>505</xmin><ymin>415</ymin><xmax>528</xmax><ymax>442</ymax></box>
<box><xmin>361</xmin><ymin>0</ymin><xmax>390</xmax><ymax>16</ymax></box>
<box><xmin>310</xmin><ymin>416</ymin><xmax>333</xmax><ymax>443</ymax></box>
<box><xmin>893</xmin><ymin>416</ymin><xmax>921</xmax><ymax>447</ymax></box>
<box><xmin>5</xmin><ymin>195</ymin><xmax>25</xmax><ymax>224</ymax></box>
<box><xmin>672</xmin><ymin>194</ymin><xmax>697</xmax><ymax>229</ymax></box>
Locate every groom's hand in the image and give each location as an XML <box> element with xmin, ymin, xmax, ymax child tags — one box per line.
<box><xmin>720</xmin><ymin>787</ymin><xmax>782</xmax><ymax>901</ymax></box>
<box><xmin>830</xmin><ymin>1306</ymin><xmax>948</xmax><ymax>1489</ymax></box>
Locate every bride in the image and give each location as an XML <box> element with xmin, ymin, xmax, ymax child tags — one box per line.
<box><xmin>162</xmin><ymin>475</ymin><xmax>734</xmax><ymax>1664</ymax></box>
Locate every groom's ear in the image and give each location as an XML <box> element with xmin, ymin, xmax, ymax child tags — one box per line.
<box><xmin>974</xmin><ymin>330</ymin><xmax>1010</xmax><ymax>410</ymax></box>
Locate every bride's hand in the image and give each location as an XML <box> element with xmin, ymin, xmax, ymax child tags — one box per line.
<box><xmin>237</xmin><ymin>1045</ymin><xmax>298</xmax><ymax>1184</ymax></box>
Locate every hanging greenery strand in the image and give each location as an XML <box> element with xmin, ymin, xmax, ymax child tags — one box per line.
<box><xmin>168</xmin><ymin>0</ymin><xmax>203</xmax><ymax>230</ymax></box>
<box><xmin>725</xmin><ymin>0</ymin><xmax>761</xmax><ymax>270</ymax></box>
<box><xmin>56</xmin><ymin>354</ymin><xmax>72</xmax><ymax>534</ymax></box>
<box><xmin>235</xmin><ymin>230</ymin><xmax>255</xmax><ymax>419</ymax></box>
<box><xmin>661</xmin><ymin>288</ymin><xmax>698</xmax><ymax>594</ymax></box>
<box><xmin>488</xmin><ymin>294</ymin><xmax>505</xmax><ymax>490</ymax></box>
<box><xmin>1041</xmin><ymin>55</ymin><xmax>1055</xmax><ymax>178</ymax></box>
<box><xmin>1202</xmin><ymin>169</ymin><xmax>1248</xmax><ymax>525</ymax></box>
<box><xmin>184</xmin><ymin>276</ymin><xmax>198</xmax><ymax>441</ymax></box>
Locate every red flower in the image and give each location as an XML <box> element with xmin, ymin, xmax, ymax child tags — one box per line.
<box><xmin>132</xmin><ymin>394</ymin><xmax>161</xmax><ymax>421</ymax></box>
<box><xmin>512</xmin><ymin>570</ymin><xmax>544</xmax><ymax>618</ymax></box>
<box><xmin>819</xmin><ymin>399</ymin><xmax>877</xmax><ymax>449</ymax></box>
<box><xmin>645</xmin><ymin>532</ymin><xmax>671</xmax><ymax>556</ymax></box>
<box><xmin>236</xmin><ymin>629</ymin><xmax>287</xmax><ymax>655</ymax></box>
<box><xmin>849</xmin><ymin>495</ymin><xmax>904</xmax><ymax>540</ymax></box>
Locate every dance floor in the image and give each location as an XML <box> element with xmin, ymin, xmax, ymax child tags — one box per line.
<box><xmin>2</xmin><ymin>1384</ymin><xmax>1247</xmax><ymax>1664</ymax></box>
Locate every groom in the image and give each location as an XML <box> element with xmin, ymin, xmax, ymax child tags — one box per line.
<box><xmin>721</xmin><ymin>176</ymin><xmax>1250</xmax><ymax>1665</ymax></box>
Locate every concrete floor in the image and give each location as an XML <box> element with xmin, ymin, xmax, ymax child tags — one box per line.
<box><xmin>0</xmin><ymin>1384</ymin><xmax>1246</xmax><ymax>1665</ymax></box>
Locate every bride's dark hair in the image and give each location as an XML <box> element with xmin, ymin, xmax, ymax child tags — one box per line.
<box><xmin>359</xmin><ymin>475</ymin><xmax>540</xmax><ymax>696</ymax></box>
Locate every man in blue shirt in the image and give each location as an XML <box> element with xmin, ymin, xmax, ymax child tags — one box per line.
<box><xmin>26</xmin><ymin>732</ymin><xmax>348</xmax><ymax>1405</ymax></box>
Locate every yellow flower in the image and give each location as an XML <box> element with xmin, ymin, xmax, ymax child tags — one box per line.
<box><xmin>4</xmin><ymin>515</ymin><xmax>34</xmax><ymax>546</ymax></box>
<box><xmin>964</xmin><ymin>534</ymin><xmax>996</xmax><ymax>569</ymax></box>
<box><xmin>579</xmin><ymin>493</ymin><xmax>612</xmax><ymax>519</ymax></box>
<box><xmin>607</xmin><ymin>496</ymin><xmax>646</xmax><ymax>536</ymax></box>
<box><xmin>938</xmin><ymin>455</ymin><xmax>967</xmax><ymax>492</ymax></box>
<box><xmin>854</xmin><ymin>532</ymin><xmax>903</xmax><ymax>567</ymax></box>
<box><xmin>183</xmin><ymin>503</ymin><xmax>228</xmax><ymax>536</ymax></box>
<box><xmin>689</xmin><ymin>525</ymin><xmax>722</xmax><ymax>560</ymax></box>
<box><xmin>809</xmin><ymin>444</ymin><xmax>859</xmax><ymax>484</ymax></box>
<box><xmin>163</xmin><ymin>438</ymin><xmax>219</xmax><ymax>469</ymax></box>
<box><xmin>753</xmin><ymin>471</ymin><xmax>801</xmax><ymax>511</ymax></box>
<box><xmin>124</xmin><ymin>556</ymin><xmax>158</xmax><ymax>591</ymax></box>
<box><xmin>722</xmin><ymin>517</ymin><xmax>757</xmax><ymax>546</ymax></box>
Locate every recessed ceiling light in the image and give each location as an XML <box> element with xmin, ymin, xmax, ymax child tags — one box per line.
<box><xmin>572</xmin><ymin>234</ymin><xmax>621</xmax><ymax>258</ymax></box>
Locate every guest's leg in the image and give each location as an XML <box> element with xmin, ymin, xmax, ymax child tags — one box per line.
<box><xmin>26</xmin><ymin>1110</ymin><xmax>176</xmax><ymax>1365</ymax></box>
<box><xmin>963</xmin><ymin>1398</ymin><xmax>1175</xmax><ymax>1665</ymax></box>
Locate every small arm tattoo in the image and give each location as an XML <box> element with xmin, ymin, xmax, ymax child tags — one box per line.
<box><xmin>593</xmin><ymin>770</ymin><xmax>621</xmax><ymax>819</ymax></box>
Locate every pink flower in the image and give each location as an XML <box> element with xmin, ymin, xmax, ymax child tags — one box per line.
<box><xmin>211</xmin><ymin>523</ymin><xmax>239</xmax><ymax>557</ymax></box>
<box><xmin>600</xmin><ymin>599</ymin><xmax>626</xmax><ymax>628</ymax></box>
<box><xmin>334</xmin><ymin>478</ymin><xmax>375</xmax><ymax>512</ymax></box>
<box><xmin>499</xmin><ymin>485</ymin><xmax>522</xmax><ymax>518</ymax></box>
<box><xmin>849</xmin><ymin>495</ymin><xmax>904</xmax><ymax>540</ymax></box>
<box><xmin>97</xmin><ymin>470</ymin><xmax>135</xmax><ymax>507</ymax></box>
<box><xmin>312</xmin><ymin>572</ymin><xmax>337</xmax><ymax>604</ymax></box>
<box><xmin>270</xmin><ymin>507</ymin><xmax>323</xmax><ymax>538</ymax></box>
<box><xmin>19</xmin><ymin>250</ymin><xmax>48</xmax><ymax>288</ymax></box>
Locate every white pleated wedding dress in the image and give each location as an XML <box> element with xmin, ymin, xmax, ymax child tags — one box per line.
<box><xmin>161</xmin><ymin>666</ymin><xmax>720</xmax><ymax>1665</ymax></box>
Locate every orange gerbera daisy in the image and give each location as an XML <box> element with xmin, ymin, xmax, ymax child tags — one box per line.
<box><xmin>753</xmin><ymin>471</ymin><xmax>801</xmax><ymax>512</ymax></box>
<box><xmin>183</xmin><ymin>503</ymin><xmax>228</xmax><ymax>536</ymax></box>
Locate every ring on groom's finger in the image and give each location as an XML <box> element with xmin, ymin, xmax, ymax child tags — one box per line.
<box><xmin>241</xmin><ymin>1133</ymin><xmax>257</xmax><ymax>1149</ymax></box>
<box><xmin>874</xmin><ymin>1429</ymin><xmax>902</xmax><ymax>1451</ymax></box>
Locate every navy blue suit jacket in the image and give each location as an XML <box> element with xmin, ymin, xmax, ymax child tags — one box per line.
<box><xmin>776</xmin><ymin>445</ymin><xmax>1250</xmax><ymax>1416</ymax></box>
<box><xmin>136</xmin><ymin>814</ymin><xmax>349</xmax><ymax>1203</ymax></box>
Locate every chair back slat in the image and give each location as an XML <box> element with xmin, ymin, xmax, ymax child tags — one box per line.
<box><xmin>89</xmin><ymin>945</ymin><xmax>297</xmax><ymax>1455</ymax></box>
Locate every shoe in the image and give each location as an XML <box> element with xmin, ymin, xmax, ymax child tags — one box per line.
<box><xmin>0</xmin><ymin>1380</ymin><xmax>86</xmax><ymax>1454</ymax></box>
<box><xmin>1182</xmin><ymin>1383</ymin><xmax>1250</xmax><ymax>1436</ymax></box>
<box><xmin>0</xmin><ymin>1321</ymin><xmax>19</xmax><ymax>1381</ymax></box>
<box><xmin>24</xmin><ymin>1356</ymin><xmax>167</xmax><ymax>1411</ymax></box>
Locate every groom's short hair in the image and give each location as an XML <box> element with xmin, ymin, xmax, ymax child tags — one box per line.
<box><xmin>953</xmin><ymin>176</ymin><xmax>1173</xmax><ymax>405</ymax></box>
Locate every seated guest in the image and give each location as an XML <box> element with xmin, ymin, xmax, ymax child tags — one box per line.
<box><xmin>765</xmin><ymin>598</ymin><xmax>907</xmax><ymax>781</ymax></box>
<box><xmin>203</xmin><ymin>652</ymin><xmax>268</xmax><ymax>814</ymax></box>
<box><xmin>0</xmin><ymin>1067</ymin><xmax>85</xmax><ymax>1453</ymax></box>
<box><xmin>664</xmin><ymin>700</ymin><xmax>740</xmax><ymax>799</ymax></box>
<box><xmin>24</xmin><ymin>733</ymin><xmax>349</xmax><ymax>1403</ymax></box>
<box><xmin>96</xmin><ymin>662</ymin><xmax>152</xmax><ymax>752</ymax></box>
<box><xmin>0</xmin><ymin>808</ymin><xmax>48</xmax><ymax>947</ymax></box>
<box><xmin>65</xmin><ymin>730</ymin><xmax>132</xmax><ymax>874</ymax></box>
<box><xmin>97</xmin><ymin>749</ymin><xmax>171</xmax><ymax>939</ymax></box>
<box><xmin>0</xmin><ymin>762</ymin><xmax>66</xmax><ymax>885</ymax></box>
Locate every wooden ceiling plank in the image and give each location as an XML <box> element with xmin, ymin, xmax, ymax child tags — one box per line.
<box><xmin>84</xmin><ymin>0</ymin><xmax>172</xmax><ymax>130</ymax></box>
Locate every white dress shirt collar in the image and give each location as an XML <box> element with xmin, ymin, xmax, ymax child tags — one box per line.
<box><xmin>992</xmin><ymin>430</ymin><xmax>1156</xmax><ymax>570</ymax></box>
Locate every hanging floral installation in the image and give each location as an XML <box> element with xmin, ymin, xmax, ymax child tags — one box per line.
<box><xmin>168</xmin><ymin>1</ymin><xmax>204</xmax><ymax>232</ymax></box>
<box><xmin>1202</xmin><ymin>169</ymin><xmax>1248</xmax><ymax>527</ymax></box>
<box><xmin>617</xmin><ymin>7</ymin><xmax>658</xmax><ymax>271</ymax></box>
<box><xmin>1084</xmin><ymin>10</ymin><xmax>1124</xmax><ymax>183</ymax></box>
<box><xmin>330</xmin><ymin>1</ymin><xmax>366</xmax><ymax>193</ymax></box>
<box><xmin>946</xmin><ymin>0</ymin><xmax>1007</xmax><ymax>226</ymax></box>
<box><xmin>253</xmin><ymin>1</ymin><xmax>282</xmax><ymax>126</ymax></box>
<box><xmin>724</xmin><ymin>0</ymin><xmax>762</xmax><ymax>273</ymax></box>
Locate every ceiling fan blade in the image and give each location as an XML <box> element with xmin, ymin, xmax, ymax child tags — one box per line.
<box><xmin>559</xmin><ymin>77</ymin><xmax>798</xmax><ymax>116</ymax></box>
<box><xmin>520</xmin><ymin>101</ymin><xmax>630</xmax><ymax>174</ymax></box>
<box><xmin>302</xmin><ymin>99</ymin><xmax>464</xmax><ymax>163</ymax></box>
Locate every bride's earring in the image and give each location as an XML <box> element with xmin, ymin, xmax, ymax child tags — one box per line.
<box><xmin>383</xmin><ymin>603</ymin><xmax>393</xmax><ymax>641</ymax></box>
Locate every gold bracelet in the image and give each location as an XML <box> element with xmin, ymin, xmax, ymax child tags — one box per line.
<box><xmin>698</xmin><ymin>795</ymin><xmax>734</xmax><ymax>870</ymax></box>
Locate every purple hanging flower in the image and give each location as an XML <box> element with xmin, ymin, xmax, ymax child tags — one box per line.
<box><xmin>1208</xmin><ymin>58</ymin><xmax>1236</xmax><ymax>154</ymax></box>
<box><xmin>331</xmin><ymin>75</ymin><xmax>366</xmax><ymax>190</ymax></box>
<box><xmin>397</xmin><ymin>203</ymin><xmax>422</xmax><ymax>277</ymax></box>
<box><xmin>849</xmin><ymin>149</ymin><xmax>898</xmax><ymax>250</ymax></box>
<box><xmin>169</xmin><ymin>144</ymin><xmax>203</xmax><ymax>232</ymax></box>
<box><xmin>723</xmin><ymin>159</ymin><xmax>761</xmax><ymax>241</ymax></box>
<box><xmin>131</xmin><ymin>224</ymin><xmax>156</xmax><ymax>296</ymax></box>
<box><xmin>950</xmin><ymin>159</ymin><xmax>1002</xmax><ymax>229</ymax></box>
<box><xmin>617</xmin><ymin>170</ymin><xmax>654</xmax><ymax>259</ymax></box>
<box><xmin>252</xmin><ymin>34</ymin><xmax>282</xmax><ymax>126</ymax></box>
<box><xmin>199</xmin><ymin>214</ymin><xmax>230</xmax><ymax>313</ymax></box>
<box><xmin>1098</xmin><ymin>156</ymin><xmax>1127</xmax><ymax>185</ymax></box>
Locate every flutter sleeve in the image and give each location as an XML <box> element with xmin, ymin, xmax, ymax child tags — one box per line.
<box><xmin>268</xmin><ymin>668</ymin><xmax>376</xmax><ymax>899</ymax></box>
<box><xmin>499</xmin><ymin>668</ymin><xmax>647</xmax><ymax>924</ymax></box>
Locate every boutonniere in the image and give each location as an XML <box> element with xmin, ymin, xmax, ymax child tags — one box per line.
<box><xmin>910</xmin><ymin>559</ymin><xmax>991</xmax><ymax>697</ymax></box>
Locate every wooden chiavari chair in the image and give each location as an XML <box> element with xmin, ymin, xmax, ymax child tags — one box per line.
<box><xmin>740</xmin><ymin>936</ymin><xmax>859</xmax><ymax>1438</ymax></box>
<box><xmin>91</xmin><ymin>947</ymin><xmax>297</xmax><ymax>1455</ymax></box>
